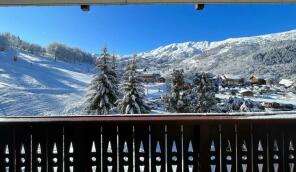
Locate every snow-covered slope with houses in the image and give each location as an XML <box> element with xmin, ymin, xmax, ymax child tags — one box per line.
<box><xmin>0</xmin><ymin>49</ymin><xmax>93</xmax><ymax>116</ymax></box>
<box><xmin>1</xmin><ymin>29</ymin><xmax>296</xmax><ymax>115</ymax></box>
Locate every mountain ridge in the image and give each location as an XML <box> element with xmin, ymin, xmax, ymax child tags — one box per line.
<box><xmin>128</xmin><ymin>29</ymin><xmax>296</xmax><ymax>80</ymax></box>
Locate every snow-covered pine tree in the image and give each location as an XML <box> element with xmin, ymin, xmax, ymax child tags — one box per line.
<box><xmin>85</xmin><ymin>47</ymin><xmax>119</xmax><ymax>115</ymax></box>
<box><xmin>116</xmin><ymin>56</ymin><xmax>150</xmax><ymax>114</ymax></box>
<box><xmin>292</xmin><ymin>60</ymin><xmax>296</xmax><ymax>73</ymax></box>
<box><xmin>191</xmin><ymin>72</ymin><xmax>217</xmax><ymax>113</ymax></box>
<box><xmin>111</xmin><ymin>54</ymin><xmax>117</xmax><ymax>71</ymax></box>
<box><xmin>0</xmin><ymin>34</ymin><xmax>9</xmax><ymax>51</ymax></box>
<box><xmin>163</xmin><ymin>69</ymin><xmax>191</xmax><ymax>113</ymax></box>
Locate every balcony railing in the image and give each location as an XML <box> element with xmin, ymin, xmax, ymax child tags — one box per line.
<box><xmin>0</xmin><ymin>112</ymin><xmax>296</xmax><ymax>172</ymax></box>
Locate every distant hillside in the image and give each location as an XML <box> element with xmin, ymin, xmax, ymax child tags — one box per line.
<box><xmin>0</xmin><ymin>32</ymin><xmax>96</xmax><ymax>64</ymax></box>
<box><xmin>124</xmin><ymin>29</ymin><xmax>296</xmax><ymax>80</ymax></box>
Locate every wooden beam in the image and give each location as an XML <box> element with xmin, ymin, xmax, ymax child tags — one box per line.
<box><xmin>0</xmin><ymin>0</ymin><xmax>125</xmax><ymax>6</ymax></box>
<box><xmin>0</xmin><ymin>0</ymin><xmax>296</xmax><ymax>6</ymax></box>
<box><xmin>195</xmin><ymin>3</ymin><xmax>205</xmax><ymax>10</ymax></box>
<box><xmin>80</xmin><ymin>4</ymin><xmax>90</xmax><ymax>11</ymax></box>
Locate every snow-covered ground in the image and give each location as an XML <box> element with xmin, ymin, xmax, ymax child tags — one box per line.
<box><xmin>0</xmin><ymin>48</ymin><xmax>168</xmax><ymax>116</ymax></box>
<box><xmin>217</xmin><ymin>92</ymin><xmax>296</xmax><ymax>107</ymax></box>
<box><xmin>144</xmin><ymin>83</ymin><xmax>166</xmax><ymax>100</ymax></box>
<box><xmin>144</xmin><ymin>83</ymin><xmax>167</xmax><ymax>113</ymax></box>
<box><xmin>0</xmin><ymin>48</ymin><xmax>295</xmax><ymax>116</ymax></box>
<box><xmin>0</xmin><ymin>49</ymin><xmax>93</xmax><ymax>116</ymax></box>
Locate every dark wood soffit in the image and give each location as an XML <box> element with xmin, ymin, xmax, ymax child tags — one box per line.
<box><xmin>1</xmin><ymin>0</ymin><xmax>296</xmax><ymax>6</ymax></box>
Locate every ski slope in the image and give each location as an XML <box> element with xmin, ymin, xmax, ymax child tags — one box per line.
<box><xmin>0</xmin><ymin>48</ymin><xmax>167</xmax><ymax>116</ymax></box>
<box><xmin>0</xmin><ymin>49</ymin><xmax>93</xmax><ymax>116</ymax></box>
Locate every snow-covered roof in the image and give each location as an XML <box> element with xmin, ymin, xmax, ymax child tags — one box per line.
<box><xmin>139</xmin><ymin>73</ymin><xmax>161</xmax><ymax>77</ymax></box>
<box><xmin>279</xmin><ymin>79</ymin><xmax>294</xmax><ymax>87</ymax></box>
<box><xmin>239</xmin><ymin>89</ymin><xmax>253</xmax><ymax>93</ymax></box>
<box><xmin>250</xmin><ymin>75</ymin><xmax>266</xmax><ymax>80</ymax></box>
<box><xmin>136</xmin><ymin>69</ymin><xmax>145</xmax><ymax>72</ymax></box>
<box><xmin>221</xmin><ymin>74</ymin><xmax>244</xmax><ymax>80</ymax></box>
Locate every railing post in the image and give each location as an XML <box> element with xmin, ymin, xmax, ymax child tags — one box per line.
<box><xmin>200</xmin><ymin>124</ymin><xmax>210</xmax><ymax>172</ymax></box>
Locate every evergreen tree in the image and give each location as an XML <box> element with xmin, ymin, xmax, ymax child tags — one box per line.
<box><xmin>292</xmin><ymin>60</ymin><xmax>296</xmax><ymax>73</ymax></box>
<box><xmin>0</xmin><ymin>35</ymin><xmax>9</xmax><ymax>51</ymax></box>
<box><xmin>116</xmin><ymin>56</ymin><xmax>150</xmax><ymax>114</ymax></box>
<box><xmin>191</xmin><ymin>72</ymin><xmax>217</xmax><ymax>113</ymax></box>
<box><xmin>111</xmin><ymin>54</ymin><xmax>117</xmax><ymax>71</ymax></box>
<box><xmin>85</xmin><ymin>47</ymin><xmax>119</xmax><ymax>115</ymax></box>
<box><xmin>163</xmin><ymin>69</ymin><xmax>190</xmax><ymax>113</ymax></box>
<box><xmin>110</xmin><ymin>54</ymin><xmax>121</xmax><ymax>88</ymax></box>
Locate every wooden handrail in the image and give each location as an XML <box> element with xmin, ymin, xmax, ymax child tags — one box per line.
<box><xmin>0</xmin><ymin>111</ymin><xmax>295</xmax><ymax>124</ymax></box>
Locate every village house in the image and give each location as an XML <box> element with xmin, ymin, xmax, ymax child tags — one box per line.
<box><xmin>249</xmin><ymin>75</ymin><xmax>266</xmax><ymax>85</ymax></box>
<box><xmin>138</xmin><ymin>73</ymin><xmax>166</xmax><ymax>83</ymax></box>
<box><xmin>279</xmin><ymin>79</ymin><xmax>295</xmax><ymax>88</ymax></box>
<box><xmin>136</xmin><ymin>68</ymin><xmax>166</xmax><ymax>83</ymax></box>
<box><xmin>239</xmin><ymin>90</ymin><xmax>255</xmax><ymax>97</ymax></box>
<box><xmin>220</xmin><ymin>75</ymin><xmax>245</xmax><ymax>86</ymax></box>
<box><xmin>263</xmin><ymin>102</ymin><xmax>294</xmax><ymax>110</ymax></box>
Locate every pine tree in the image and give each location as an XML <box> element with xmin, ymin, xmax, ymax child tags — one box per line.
<box><xmin>85</xmin><ymin>47</ymin><xmax>119</xmax><ymax>115</ymax></box>
<box><xmin>163</xmin><ymin>69</ymin><xmax>190</xmax><ymax>113</ymax></box>
<box><xmin>191</xmin><ymin>72</ymin><xmax>217</xmax><ymax>113</ymax></box>
<box><xmin>116</xmin><ymin>56</ymin><xmax>150</xmax><ymax>114</ymax></box>
<box><xmin>292</xmin><ymin>60</ymin><xmax>296</xmax><ymax>73</ymax></box>
<box><xmin>0</xmin><ymin>35</ymin><xmax>9</xmax><ymax>51</ymax></box>
<box><xmin>111</xmin><ymin>54</ymin><xmax>117</xmax><ymax>71</ymax></box>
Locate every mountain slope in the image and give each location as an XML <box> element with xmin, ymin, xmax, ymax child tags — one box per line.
<box><xmin>0</xmin><ymin>49</ymin><xmax>93</xmax><ymax>116</ymax></box>
<box><xmin>132</xmin><ymin>29</ymin><xmax>296</xmax><ymax>79</ymax></box>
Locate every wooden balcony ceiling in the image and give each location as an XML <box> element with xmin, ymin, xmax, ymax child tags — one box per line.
<box><xmin>0</xmin><ymin>0</ymin><xmax>295</xmax><ymax>5</ymax></box>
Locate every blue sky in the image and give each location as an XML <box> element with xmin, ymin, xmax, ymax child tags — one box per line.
<box><xmin>1</xmin><ymin>4</ymin><xmax>296</xmax><ymax>54</ymax></box>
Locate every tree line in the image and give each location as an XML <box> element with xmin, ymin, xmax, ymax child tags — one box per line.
<box><xmin>0</xmin><ymin>32</ymin><xmax>95</xmax><ymax>64</ymax></box>
<box><xmin>47</xmin><ymin>43</ymin><xmax>94</xmax><ymax>64</ymax></box>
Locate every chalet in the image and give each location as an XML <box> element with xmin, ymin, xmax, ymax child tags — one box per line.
<box><xmin>279</xmin><ymin>79</ymin><xmax>294</xmax><ymax>88</ymax></box>
<box><xmin>263</xmin><ymin>102</ymin><xmax>294</xmax><ymax>110</ymax></box>
<box><xmin>240</xmin><ymin>90</ymin><xmax>254</xmax><ymax>97</ymax></box>
<box><xmin>263</xmin><ymin>102</ymin><xmax>274</xmax><ymax>108</ymax></box>
<box><xmin>220</xmin><ymin>75</ymin><xmax>245</xmax><ymax>86</ymax></box>
<box><xmin>249</xmin><ymin>75</ymin><xmax>266</xmax><ymax>85</ymax></box>
<box><xmin>138</xmin><ymin>73</ymin><xmax>162</xmax><ymax>83</ymax></box>
<box><xmin>230</xmin><ymin>89</ymin><xmax>239</xmax><ymax>95</ymax></box>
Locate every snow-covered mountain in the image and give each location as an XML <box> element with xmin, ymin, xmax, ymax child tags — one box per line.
<box><xmin>0</xmin><ymin>49</ymin><xmax>93</xmax><ymax>116</ymax></box>
<box><xmin>131</xmin><ymin>29</ymin><xmax>296</xmax><ymax>79</ymax></box>
<box><xmin>138</xmin><ymin>41</ymin><xmax>208</xmax><ymax>63</ymax></box>
<box><xmin>138</xmin><ymin>29</ymin><xmax>296</xmax><ymax>61</ymax></box>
